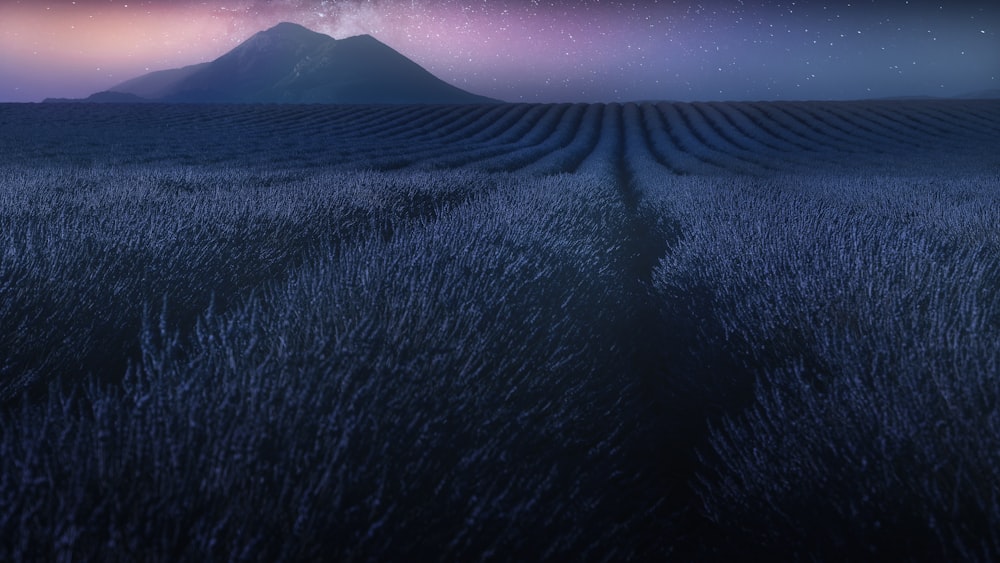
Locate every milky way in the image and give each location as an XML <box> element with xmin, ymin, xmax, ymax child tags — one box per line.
<box><xmin>0</xmin><ymin>0</ymin><xmax>997</xmax><ymax>103</ymax></box>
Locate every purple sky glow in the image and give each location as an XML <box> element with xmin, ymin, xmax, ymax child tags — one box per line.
<box><xmin>0</xmin><ymin>0</ymin><xmax>997</xmax><ymax>103</ymax></box>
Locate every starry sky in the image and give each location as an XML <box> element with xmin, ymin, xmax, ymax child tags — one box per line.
<box><xmin>0</xmin><ymin>0</ymin><xmax>997</xmax><ymax>103</ymax></box>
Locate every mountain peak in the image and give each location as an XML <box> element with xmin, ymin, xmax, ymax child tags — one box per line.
<box><xmin>266</xmin><ymin>22</ymin><xmax>313</xmax><ymax>34</ymax></box>
<box><xmin>256</xmin><ymin>22</ymin><xmax>326</xmax><ymax>40</ymax></box>
<box><xmin>235</xmin><ymin>22</ymin><xmax>330</xmax><ymax>54</ymax></box>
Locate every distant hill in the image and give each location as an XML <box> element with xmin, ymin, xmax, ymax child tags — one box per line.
<box><xmin>57</xmin><ymin>22</ymin><xmax>500</xmax><ymax>105</ymax></box>
<box><xmin>875</xmin><ymin>89</ymin><xmax>1000</xmax><ymax>101</ymax></box>
<box><xmin>43</xmin><ymin>91</ymin><xmax>153</xmax><ymax>104</ymax></box>
<box><xmin>957</xmin><ymin>89</ymin><xmax>1000</xmax><ymax>100</ymax></box>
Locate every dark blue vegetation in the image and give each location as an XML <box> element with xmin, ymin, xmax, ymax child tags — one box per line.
<box><xmin>1</xmin><ymin>100</ymin><xmax>998</xmax><ymax>560</ymax></box>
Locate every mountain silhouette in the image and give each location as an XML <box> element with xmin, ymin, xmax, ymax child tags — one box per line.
<box><xmin>89</xmin><ymin>22</ymin><xmax>500</xmax><ymax>104</ymax></box>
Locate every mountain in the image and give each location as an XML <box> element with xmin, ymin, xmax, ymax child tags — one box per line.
<box><xmin>87</xmin><ymin>22</ymin><xmax>500</xmax><ymax>104</ymax></box>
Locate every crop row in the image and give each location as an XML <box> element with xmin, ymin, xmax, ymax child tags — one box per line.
<box><xmin>1</xmin><ymin>99</ymin><xmax>999</xmax><ymax>559</ymax></box>
<box><xmin>2</xmin><ymin>100</ymin><xmax>996</xmax><ymax>174</ymax></box>
<box><xmin>0</xmin><ymin>165</ymin><xmax>505</xmax><ymax>402</ymax></box>
<box><xmin>635</xmin><ymin>166</ymin><xmax>1000</xmax><ymax>559</ymax></box>
<box><xmin>0</xmin><ymin>164</ymin><xmax>682</xmax><ymax>560</ymax></box>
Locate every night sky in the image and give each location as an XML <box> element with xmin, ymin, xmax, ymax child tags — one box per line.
<box><xmin>0</xmin><ymin>0</ymin><xmax>997</xmax><ymax>103</ymax></box>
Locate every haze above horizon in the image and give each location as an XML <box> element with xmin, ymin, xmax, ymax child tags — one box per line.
<box><xmin>0</xmin><ymin>0</ymin><xmax>997</xmax><ymax>104</ymax></box>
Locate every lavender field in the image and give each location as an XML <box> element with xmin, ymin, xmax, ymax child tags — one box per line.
<box><xmin>2</xmin><ymin>99</ymin><xmax>999</xmax><ymax>561</ymax></box>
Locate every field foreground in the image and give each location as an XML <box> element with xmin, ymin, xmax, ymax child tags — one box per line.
<box><xmin>1</xmin><ymin>100</ymin><xmax>999</xmax><ymax>560</ymax></box>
